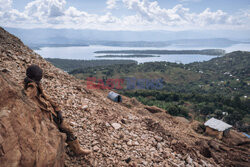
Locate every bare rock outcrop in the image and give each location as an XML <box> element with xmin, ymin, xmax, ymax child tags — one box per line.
<box><xmin>0</xmin><ymin>72</ymin><xmax>65</xmax><ymax>167</ymax></box>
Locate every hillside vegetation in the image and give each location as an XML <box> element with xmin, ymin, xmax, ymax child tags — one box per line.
<box><xmin>45</xmin><ymin>58</ymin><xmax>137</xmax><ymax>72</ymax></box>
<box><xmin>67</xmin><ymin>51</ymin><xmax>250</xmax><ymax>133</ymax></box>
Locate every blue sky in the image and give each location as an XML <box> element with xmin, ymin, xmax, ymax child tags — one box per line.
<box><xmin>1</xmin><ymin>0</ymin><xmax>250</xmax><ymax>31</ymax></box>
<box><xmin>12</xmin><ymin>0</ymin><xmax>250</xmax><ymax>13</ymax></box>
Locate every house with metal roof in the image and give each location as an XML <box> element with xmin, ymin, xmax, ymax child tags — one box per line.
<box><xmin>204</xmin><ymin>117</ymin><xmax>232</xmax><ymax>139</ymax></box>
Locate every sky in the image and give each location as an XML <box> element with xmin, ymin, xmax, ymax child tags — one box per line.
<box><xmin>0</xmin><ymin>0</ymin><xmax>249</xmax><ymax>31</ymax></box>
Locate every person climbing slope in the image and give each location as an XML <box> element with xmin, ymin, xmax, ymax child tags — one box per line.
<box><xmin>23</xmin><ymin>64</ymin><xmax>91</xmax><ymax>156</ymax></box>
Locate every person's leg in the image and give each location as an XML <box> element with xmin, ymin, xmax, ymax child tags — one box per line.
<box><xmin>58</xmin><ymin>121</ymin><xmax>76</xmax><ymax>142</ymax></box>
<box><xmin>54</xmin><ymin>116</ymin><xmax>91</xmax><ymax>156</ymax></box>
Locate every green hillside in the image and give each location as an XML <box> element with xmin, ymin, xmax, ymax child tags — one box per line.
<box><xmin>69</xmin><ymin>51</ymin><xmax>249</xmax><ymax>96</ymax></box>
<box><xmin>50</xmin><ymin>51</ymin><xmax>250</xmax><ymax>133</ymax></box>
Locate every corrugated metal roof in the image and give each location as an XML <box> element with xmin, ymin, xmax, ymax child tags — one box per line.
<box><xmin>204</xmin><ymin>117</ymin><xmax>232</xmax><ymax>131</ymax></box>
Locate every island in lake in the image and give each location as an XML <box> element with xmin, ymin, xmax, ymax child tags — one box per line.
<box><xmin>94</xmin><ymin>49</ymin><xmax>225</xmax><ymax>55</ymax></box>
<box><xmin>95</xmin><ymin>54</ymin><xmax>160</xmax><ymax>58</ymax></box>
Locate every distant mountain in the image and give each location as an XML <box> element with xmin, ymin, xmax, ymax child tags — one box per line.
<box><xmin>170</xmin><ymin>38</ymin><xmax>238</xmax><ymax>47</ymax></box>
<box><xmin>4</xmin><ymin>27</ymin><xmax>247</xmax><ymax>48</ymax></box>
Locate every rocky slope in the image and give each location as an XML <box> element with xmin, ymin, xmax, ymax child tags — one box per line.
<box><xmin>0</xmin><ymin>27</ymin><xmax>249</xmax><ymax>167</ymax></box>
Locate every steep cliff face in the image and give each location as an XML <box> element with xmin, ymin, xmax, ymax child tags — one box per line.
<box><xmin>0</xmin><ymin>27</ymin><xmax>69</xmax><ymax>167</ymax></box>
<box><xmin>0</xmin><ymin>27</ymin><xmax>249</xmax><ymax>167</ymax></box>
<box><xmin>0</xmin><ymin>72</ymin><xmax>65</xmax><ymax>167</ymax></box>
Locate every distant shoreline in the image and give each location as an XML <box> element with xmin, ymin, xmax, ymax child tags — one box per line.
<box><xmin>30</xmin><ymin>44</ymin><xmax>89</xmax><ymax>50</ymax></box>
<box><xmin>95</xmin><ymin>49</ymin><xmax>225</xmax><ymax>56</ymax></box>
<box><xmin>95</xmin><ymin>54</ymin><xmax>160</xmax><ymax>58</ymax></box>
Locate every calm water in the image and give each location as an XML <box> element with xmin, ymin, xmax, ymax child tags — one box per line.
<box><xmin>35</xmin><ymin>43</ymin><xmax>250</xmax><ymax>64</ymax></box>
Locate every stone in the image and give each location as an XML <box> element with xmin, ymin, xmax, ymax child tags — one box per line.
<box><xmin>121</xmin><ymin>119</ymin><xmax>126</xmax><ymax>124</ymax></box>
<box><xmin>193</xmin><ymin>162</ymin><xmax>200</xmax><ymax>167</ymax></box>
<box><xmin>169</xmin><ymin>161</ymin><xmax>180</xmax><ymax>167</ymax></box>
<box><xmin>131</xmin><ymin>97</ymin><xmax>140</xmax><ymax>105</ymax></box>
<box><xmin>125</xmin><ymin>157</ymin><xmax>131</xmax><ymax>163</ymax></box>
<box><xmin>142</xmin><ymin>160</ymin><xmax>148</xmax><ymax>166</ymax></box>
<box><xmin>92</xmin><ymin>141</ymin><xmax>99</xmax><ymax>146</ymax></box>
<box><xmin>201</xmin><ymin>160</ymin><xmax>208</xmax><ymax>167</ymax></box>
<box><xmin>175</xmin><ymin>116</ymin><xmax>190</xmax><ymax>124</ymax></box>
<box><xmin>179</xmin><ymin>162</ymin><xmax>186</xmax><ymax>167</ymax></box>
<box><xmin>0</xmin><ymin>109</ymin><xmax>11</xmax><ymax>118</ymax></box>
<box><xmin>186</xmin><ymin>155</ymin><xmax>193</xmax><ymax>165</ymax></box>
<box><xmin>148</xmin><ymin>138</ymin><xmax>157</xmax><ymax>145</ymax></box>
<box><xmin>157</xmin><ymin>143</ymin><xmax>162</xmax><ymax>150</ymax></box>
<box><xmin>1</xmin><ymin>68</ymin><xmax>9</xmax><ymax>73</ymax></box>
<box><xmin>82</xmin><ymin>105</ymin><xmax>89</xmax><ymax>111</ymax></box>
<box><xmin>145</xmin><ymin>106</ymin><xmax>165</xmax><ymax>113</ymax></box>
<box><xmin>112</xmin><ymin>123</ymin><xmax>122</xmax><ymax>130</ymax></box>
<box><xmin>93</xmin><ymin>145</ymin><xmax>100</xmax><ymax>152</ymax></box>
<box><xmin>127</xmin><ymin>114</ymin><xmax>138</xmax><ymax>120</ymax></box>
<box><xmin>119</xmin><ymin>134</ymin><xmax>124</xmax><ymax>139</ymax></box>
<box><xmin>131</xmin><ymin>162</ymin><xmax>137</xmax><ymax>167</ymax></box>
<box><xmin>171</xmin><ymin>139</ymin><xmax>178</xmax><ymax>145</ymax></box>
<box><xmin>127</xmin><ymin>140</ymin><xmax>133</xmax><ymax>146</ymax></box>
<box><xmin>134</xmin><ymin>141</ymin><xmax>139</xmax><ymax>146</ymax></box>
<box><xmin>141</xmin><ymin>134</ymin><xmax>148</xmax><ymax>140</ymax></box>
<box><xmin>70</xmin><ymin>121</ymin><xmax>77</xmax><ymax>126</ymax></box>
<box><xmin>155</xmin><ymin>135</ymin><xmax>163</xmax><ymax>142</ymax></box>
<box><xmin>150</xmin><ymin>147</ymin><xmax>156</xmax><ymax>152</ymax></box>
<box><xmin>182</xmin><ymin>154</ymin><xmax>188</xmax><ymax>160</ymax></box>
<box><xmin>208</xmin><ymin>140</ymin><xmax>220</xmax><ymax>151</ymax></box>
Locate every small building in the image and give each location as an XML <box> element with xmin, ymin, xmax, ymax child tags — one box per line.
<box><xmin>107</xmin><ymin>91</ymin><xmax>122</xmax><ymax>102</ymax></box>
<box><xmin>204</xmin><ymin>117</ymin><xmax>232</xmax><ymax>139</ymax></box>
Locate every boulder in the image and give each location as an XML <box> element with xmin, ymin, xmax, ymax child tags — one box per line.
<box><xmin>0</xmin><ymin>73</ymin><xmax>65</xmax><ymax>167</ymax></box>
<box><xmin>175</xmin><ymin>116</ymin><xmax>190</xmax><ymax>124</ymax></box>
<box><xmin>145</xmin><ymin>106</ymin><xmax>166</xmax><ymax>114</ymax></box>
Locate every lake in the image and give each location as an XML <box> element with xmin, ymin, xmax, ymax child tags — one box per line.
<box><xmin>35</xmin><ymin>43</ymin><xmax>250</xmax><ymax>64</ymax></box>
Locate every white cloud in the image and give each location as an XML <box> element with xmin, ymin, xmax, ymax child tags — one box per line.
<box><xmin>0</xmin><ymin>0</ymin><xmax>249</xmax><ymax>31</ymax></box>
<box><xmin>99</xmin><ymin>12</ymin><xmax>118</xmax><ymax>23</ymax></box>
<box><xmin>121</xmin><ymin>0</ymin><xmax>247</xmax><ymax>29</ymax></box>
<box><xmin>25</xmin><ymin>0</ymin><xmax>66</xmax><ymax>19</ymax></box>
<box><xmin>0</xmin><ymin>0</ymin><xmax>12</xmax><ymax>11</ymax></box>
<box><xmin>106</xmin><ymin>0</ymin><xmax>118</xmax><ymax>9</ymax></box>
<box><xmin>65</xmin><ymin>6</ymin><xmax>88</xmax><ymax>17</ymax></box>
<box><xmin>0</xmin><ymin>0</ymin><xmax>28</xmax><ymax>25</ymax></box>
<box><xmin>122</xmin><ymin>0</ymin><xmax>191</xmax><ymax>25</ymax></box>
<box><xmin>197</xmin><ymin>8</ymin><xmax>228</xmax><ymax>25</ymax></box>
